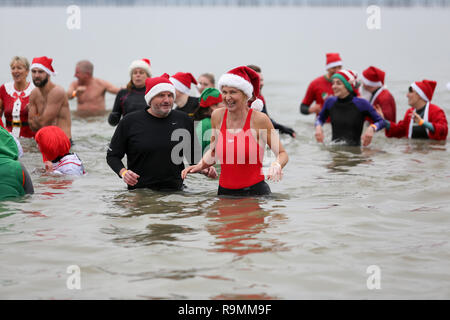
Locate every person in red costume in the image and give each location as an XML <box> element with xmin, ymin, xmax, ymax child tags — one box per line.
<box><xmin>299</xmin><ymin>52</ymin><xmax>342</xmax><ymax>116</ymax></box>
<box><xmin>0</xmin><ymin>56</ymin><xmax>35</xmax><ymax>138</ymax></box>
<box><xmin>361</xmin><ymin>66</ymin><xmax>396</xmax><ymax>123</ymax></box>
<box><xmin>379</xmin><ymin>79</ymin><xmax>448</xmax><ymax>140</ymax></box>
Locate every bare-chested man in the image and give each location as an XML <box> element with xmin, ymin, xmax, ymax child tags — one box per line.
<box><xmin>67</xmin><ymin>60</ymin><xmax>119</xmax><ymax>117</ymax></box>
<box><xmin>28</xmin><ymin>56</ymin><xmax>72</xmax><ymax>142</ymax></box>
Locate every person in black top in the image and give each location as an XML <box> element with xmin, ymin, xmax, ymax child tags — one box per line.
<box><xmin>108</xmin><ymin>59</ymin><xmax>151</xmax><ymax>126</ymax></box>
<box><xmin>315</xmin><ymin>69</ymin><xmax>385</xmax><ymax>146</ymax></box>
<box><xmin>170</xmin><ymin>72</ymin><xmax>199</xmax><ymax>118</ymax></box>
<box><xmin>247</xmin><ymin>65</ymin><xmax>296</xmax><ymax>138</ymax></box>
<box><xmin>106</xmin><ymin>74</ymin><xmax>216</xmax><ymax>191</ymax></box>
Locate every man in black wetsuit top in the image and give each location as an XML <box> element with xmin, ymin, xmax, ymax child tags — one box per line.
<box><xmin>170</xmin><ymin>72</ymin><xmax>199</xmax><ymax>119</ymax></box>
<box><xmin>106</xmin><ymin>74</ymin><xmax>216</xmax><ymax>191</ymax></box>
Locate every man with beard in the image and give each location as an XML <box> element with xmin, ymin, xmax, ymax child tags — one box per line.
<box><xmin>106</xmin><ymin>74</ymin><xmax>216</xmax><ymax>191</ymax></box>
<box><xmin>28</xmin><ymin>56</ymin><xmax>72</xmax><ymax>143</ymax></box>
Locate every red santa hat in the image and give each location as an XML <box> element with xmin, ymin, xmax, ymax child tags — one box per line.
<box><xmin>362</xmin><ymin>66</ymin><xmax>385</xmax><ymax>87</ymax></box>
<box><xmin>35</xmin><ymin>126</ymin><xmax>70</xmax><ymax>162</ymax></box>
<box><xmin>331</xmin><ymin>69</ymin><xmax>358</xmax><ymax>93</ymax></box>
<box><xmin>170</xmin><ymin>72</ymin><xmax>197</xmax><ymax>95</ymax></box>
<box><xmin>410</xmin><ymin>79</ymin><xmax>437</xmax><ymax>102</ymax></box>
<box><xmin>30</xmin><ymin>56</ymin><xmax>56</xmax><ymax>76</ymax></box>
<box><xmin>129</xmin><ymin>58</ymin><xmax>151</xmax><ymax>77</ymax></box>
<box><xmin>217</xmin><ymin>66</ymin><xmax>264</xmax><ymax>111</ymax></box>
<box><xmin>326</xmin><ymin>53</ymin><xmax>343</xmax><ymax>69</ymax></box>
<box><xmin>144</xmin><ymin>73</ymin><xmax>176</xmax><ymax>105</ymax></box>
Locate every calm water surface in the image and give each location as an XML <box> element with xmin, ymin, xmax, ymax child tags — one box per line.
<box><xmin>0</xmin><ymin>6</ymin><xmax>449</xmax><ymax>299</ymax></box>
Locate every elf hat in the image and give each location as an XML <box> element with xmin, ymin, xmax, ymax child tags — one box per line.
<box><xmin>326</xmin><ymin>53</ymin><xmax>343</xmax><ymax>69</ymax></box>
<box><xmin>170</xmin><ymin>72</ymin><xmax>197</xmax><ymax>95</ymax></box>
<box><xmin>129</xmin><ymin>58</ymin><xmax>151</xmax><ymax>77</ymax></box>
<box><xmin>331</xmin><ymin>69</ymin><xmax>358</xmax><ymax>94</ymax></box>
<box><xmin>35</xmin><ymin>126</ymin><xmax>70</xmax><ymax>162</ymax></box>
<box><xmin>144</xmin><ymin>73</ymin><xmax>176</xmax><ymax>105</ymax></box>
<box><xmin>410</xmin><ymin>79</ymin><xmax>437</xmax><ymax>102</ymax></box>
<box><xmin>217</xmin><ymin>66</ymin><xmax>264</xmax><ymax>111</ymax></box>
<box><xmin>362</xmin><ymin>66</ymin><xmax>385</xmax><ymax>87</ymax></box>
<box><xmin>30</xmin><ymin>56</ymin><xmax>56</xmax><ymax>76</ymax></box>
<box><xmin>199</xmin><ymin>88</ymin><xmax>222</xmax><ymax>108</ymax></box>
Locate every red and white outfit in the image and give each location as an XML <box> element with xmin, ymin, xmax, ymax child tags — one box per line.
<box><xmin>386</xmin><ymin>79</ymin><xmax>448</xmax><ymax>140</ymax></box>
<box><xmin>301</xmin><ymin>76</ymin><xmax>334</xmax><ymax>108</ymax></box>
<box><xmin>0</xmin><ymin>81</ymin><xmax>35</xmax><ymax>138</ymax></box>
<box><xmin>361</xmin><ymin>66</ymin><xmax>396</xmax><ymax>123</ymax></box>
<box><xmin>52</xmin><ymin>153</ymin><xmax>85</xmax><ymax>176</ymax></box>
<box><xmin>386</xmin><ymin>103</ymin><xmax>448</xmax><ymax>140</ymax></box>
<box><xmin>368</xmin><ymin>88</ymin><xmax>396</xmax><ymax>123</ymax></box>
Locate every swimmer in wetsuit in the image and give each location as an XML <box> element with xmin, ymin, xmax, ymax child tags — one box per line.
<box><xmin>315</xmin><ymin>69</ymin><xmax>385</xmax><ymax>147</ymax></box>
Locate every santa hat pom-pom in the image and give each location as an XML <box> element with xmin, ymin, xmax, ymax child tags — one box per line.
<box><xmin>251</xmin><ymin>98</ymin><xmax>264</xmax><ymax>111</ymax></box>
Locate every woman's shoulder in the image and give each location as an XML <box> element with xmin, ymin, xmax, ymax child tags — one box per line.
<box><xmin>251</xmin><ymin>109</ymin><xmax>272</xmax><ymax>127</ymax></box>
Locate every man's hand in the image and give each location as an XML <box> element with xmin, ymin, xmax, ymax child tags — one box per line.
<box><xmin>120</xmin><ymin>168</ymin><xmax>140</xmax><ymax>186</ymax></box>
<box><xmin>309</xmin><ymin>103</ymin><xmax>322</xmax><ymax>114</ymax></box>
<box><xmin>412</xmin><ymin>111</ymin><xmax>423</xmax><ymax>124</ymax></box>
<box><xmin>374</xmin><ymin>104</ymin><xmax>385</xmax><ymax>119</ymax></box>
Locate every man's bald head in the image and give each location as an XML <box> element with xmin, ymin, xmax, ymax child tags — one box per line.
<box><xmin>76</xmin><ymin>60</ymin><xmax>94</xmax><ymax>75</ymax></box>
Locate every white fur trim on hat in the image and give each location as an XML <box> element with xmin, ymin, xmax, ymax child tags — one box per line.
<box><xmin>361</xmin><ymin>74</ymin><xmax>382</xmax><ymax>87</ymax></box>
<box><xmin>129</xmin><ymin>60</ymin><xmax>151</xmax><ymax>77</ymax></box>
<box><xmin>326</xmin><ymin>61</ymin><xmax>343</xmax><ymax>70</ymax></box>
<box><xmin>145</xmin><ymin>83</ymin><xmax>176</xmax><ymax>105</ymax></box>
<box><xmin>218</xmin><ymin>73</ymin><xmax>253</xmax><ymax>99</ymax></box>
<box><xmin>30</xmin><ymin>63</ymin><xmax>56</xmax><ymax>76</ymax></box>
<box><xmin>250</xmin><ymin>98</ymin><xmax>264</xmax><ymax>111</ymax></box>
<box><xmin>411</xmin><ymin>82</ymin><xmax>429</xmax><ymax>102</ymax></box>
<box><xmin>170</xmin><ymin>77</ymin><xmax>190</xmax><ymax>95</ymax></box>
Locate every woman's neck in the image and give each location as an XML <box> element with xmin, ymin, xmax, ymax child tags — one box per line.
<box><xmin>227</xmin><ymin>105</ymin><xmax>249</xmax><ymax>129</ymax></box>
<box><xmin>14</xmin><ymin>80</ymin><xmax>28</xmax><ymax>92</ymax></box>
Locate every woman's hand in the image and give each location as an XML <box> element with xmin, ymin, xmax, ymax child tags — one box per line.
<box><xmin>44</xmin><ymin>161</ymin><xmax>53</xmax><ymax>172</ymax></box>
<box><xmin>315</xmin><ymin>125</ymin><xmax>324</xmax><ymax>143</ymax></box>
<box><xmin>267</xmin><ymin>161</ymin><xmax>283</xmax><ymax>182</ymax></box>
<box><xmin>181</xmin><ymin>163</ymin><xmax>204</xmax><ymax>180</ymax></box>
<box><xmin>361</xmin><ymin>125</ymin><xmax>375</xmax><ymax>146</ymax></box>
<box><xmin>200</xmin><ymin>166</ymin><xmax>218</xmax><ymax>179</ymax></box>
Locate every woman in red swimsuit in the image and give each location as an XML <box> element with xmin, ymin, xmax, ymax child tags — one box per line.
<box><xmin>182</xmin><ymin>66</ymin><xmax>288</xmax><ymax>196</ymax></box>
<box><xmin>0</xmin><ymin>56</ymin><xmax>35</xmax><ymax>138</ymax></box>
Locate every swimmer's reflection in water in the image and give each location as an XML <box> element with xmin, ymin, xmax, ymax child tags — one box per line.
<box><xmin>206</xmin><ymin>197</ymin><xmax>287</xmax><ymax>256</ymax></box>
<box><xmin>325</xmin><ymin>145</ymin><xmax>378</xmax><ymax>173</ymax></box>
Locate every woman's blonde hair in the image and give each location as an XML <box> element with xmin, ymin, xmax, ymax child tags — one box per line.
<box><xmin>10</xmin><ymin>56</ymin><xmax>30</xmax><ymax>71</ymax></box>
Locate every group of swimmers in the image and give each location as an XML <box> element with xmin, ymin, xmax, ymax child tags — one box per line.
<box><xmin>0</xmin><ymin>53</ymin><xmax>448</xmax><ymax>199</ymax></box>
